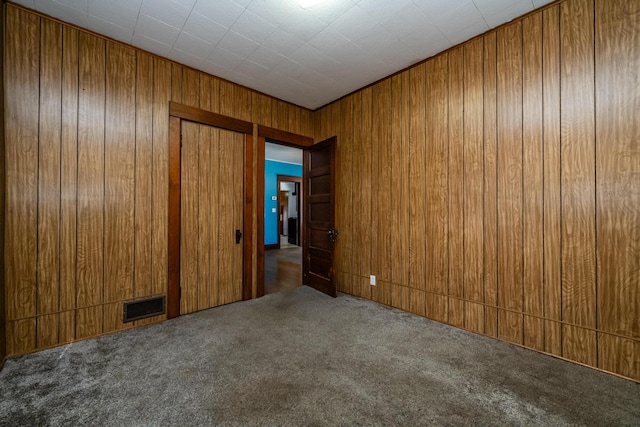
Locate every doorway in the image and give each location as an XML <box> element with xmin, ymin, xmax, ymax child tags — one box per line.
<box><xmin>264</xmin><ymin>142</ymin><xmax>303</xmax><ymax>295</ymax></box>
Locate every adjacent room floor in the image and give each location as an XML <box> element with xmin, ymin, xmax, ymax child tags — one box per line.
<box><xmin>264</xmin><ymin>246</ymin><xmax>302</xmax><ymax>295</ymax></box>
<box><xmin>0</xmin><ymin>286</ymin><xmax>638</xmax><ymax>426</ymax></box>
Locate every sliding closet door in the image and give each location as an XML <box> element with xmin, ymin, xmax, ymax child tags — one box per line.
<box><xmin>180</xmin><ymin>121</ymin><xmax>245</xmax><ymax>315</ymax></box>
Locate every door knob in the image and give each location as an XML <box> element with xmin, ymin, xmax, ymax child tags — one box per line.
<box><xmin>327</xmin><ymin>228</ymin><xmax>339</xmax><ymax>243</ymax></box>
<box><xmin>236</xmin><ymin>229</ymin><xmax>242</xmax><ymax>244</ymax></box>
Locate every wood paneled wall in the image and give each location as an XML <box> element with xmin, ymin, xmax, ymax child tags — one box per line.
<box><xmin>0</xmin><ymin>3</ymin><xmax>6</xmax><ymax>366</ymax></box>
<box><xmin>318</xmin><ymin>0</ymin><xmax>639</xmax><ymax>381</ymax></box>
<box><xmin>3</xmin><ymin>4</ymin><xmax>313</xmax><ymax>356</ymax></box>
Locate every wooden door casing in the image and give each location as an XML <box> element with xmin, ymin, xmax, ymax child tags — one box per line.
<box><xmin>303</xmin><ymin>137</ymin><xmax>337</xmax><ymax>297</ymax></box>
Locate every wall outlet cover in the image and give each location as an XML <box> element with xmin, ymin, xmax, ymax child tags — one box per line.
<box><xmin>370</xmin><ymin>275</ymin><xmax>376</xmax><ymax>286</ymax></box>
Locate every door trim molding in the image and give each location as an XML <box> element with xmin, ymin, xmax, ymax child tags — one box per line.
<box><xmin>257</xmin><ymin>134</ymin><xmax>314</xmax><ymax>298</ymax></box>
<box><xmin>169</xmin><ymin>101</ymin><xmax>253</xmax><ymax>134</ymax></box>
<box><xmin>276</xmin><ymin>175</ymin><xmax>303</xmax><ymax>249</ymax></box>
<box><xmin>167</xmin><ymin>109</ymin><xmax>253</xmax><ymax>318</ymax></box>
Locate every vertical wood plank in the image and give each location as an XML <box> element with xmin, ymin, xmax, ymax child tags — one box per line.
<box><xmin>7</xmin><ymin>319</ymin><xmax>36</xmax><ymax>355</ymax></box>
<box><xmin>497</xmin><ymin>22</ymin><xmax>523</xmax><ymax>344</ymax></box>
<box><xmin>595</xmin><ymin>0</ymin><xmax>640</xmax><ymax>342</ymax></box>
<box><xmin>560</xmin><ymin>0</ymin><xmax>597</xmax><ymax>366</ymax></box>
<box><xmin>425</xmin><ymin>55</ymin><xmax>449</xmax><ymax>322</ymax></box>
<box><xmin>104</xmin><ymin>42</ymin><xmax>136</xmax><ymax>304</ymax></box>
<box><xmin>235</xmin><ymin>86</ymin><xmax>252</xmax><ymax>122</ymax></box>
<box><xmin>377</xmin><ymin>80</ymin><xmax>392</xmax><ymax>284</ymax></box>
<box><xmin>220</xmin><ymin>81</ymin><xmax>235</xmax><ymax>118</ymax></box>
<box><xmin>75</xmin><ymin>306</ymin><xmax>102</xmax><ymax>339</ymax></box>
<box><xmin>369</xmin><ymin>90</ymin><xmax>380</xmax><ymax>289</ymax></box>
<box><xmin>483</xmin><ymin>32</ymin><xmax>499</xmax><ymax>338</ymax></box>
<box><xmin>350</xmin><ymin>92</ymin><xmax>362</xmax><ymax>293</ymax></box>
<box><xmin>522</xmin><ymin>12</ymin><xmax>545</xmax><ymax>351</ymax></box>
<box><xmin>180</xmin><ymin>121</ymin><xmax>199</xmax><ymax>314</ymax></box>
<box><xmin>409</xmin><ymin>64</ymin><xmax>426</xmax><ymax>296</ymax></box>
<box><xmin>360</xmin><ymin>88</ymin><xmax>372</xmax><ymax>299</ymax></box>
<box><xmin>390</xmin><ymin>75</ymin><xmax>403</xmax><ymax>289</ymax></box>
<box><xmin>37</xmin><ymin>19</ymin><xmax>62</xmax><ymax>319</ymax></box>
<box><xmin>134</xmin><ymin>51</ymin><xmax>153</xmax><ymax>299</ymax></box>
<box><xmin>198</xmin><ymin>80</ymin><xmax>212</xmax><ymax>311</ymax></box>
<box><xmin>542</xmin><ymin>5</ymin><xmax>562</xmax><ymax>355</ymax></box>
<box><xmin>463</xmin><ymin>38</ymin><xmax>485</xmax><ymax>334</ymax></box>
<box><xmin>171</xmin><ymin>63</ymin><xmax>183</xmax><ymax>103</ymax></box>
<box><xmin>152</xmin><ymin>58</ymin><xmax>171</xmax><ymax>296</ymax></box>
<box><xmin>37</xmin><ymin>314</ymin><xmax>58</xmax><ymax>348</ymax></box>
<box><xmin>233</xmin><ymin>132</ymin><xmax>244</xmax><ymax>302</ymax></box>
<box><xmin>401</xmin><ymin>71</ymin><xmax>411</xmax><ymax>289</ymax></box>
<box><xmin>209</xmin><ymin>126</ymin><xmax>221</xmax><ymax>308</ymax></box>
<box><xmin>77</xmin><ymin>32</ymin><xmax>105</xmax><ymax>312</ymax></box>
<box><xmin>448</xmin><ymin>47</ymin><xmax>464</xmax><ymax>327</ymax></box>
<box><xmin>183</xmin><ymin>68</ymin><xmax>199</xmax><ymax>108</ymax></box>
<box><xmin>5</xmin><ymin>7</ymin><xmax>39</xmax><ymax>322</ymax></box>
<box><xmin>339</xmin><ymin>96</ymin><xmax>354</xmax><ymax>294</ymax></box>
<box><xmin>60</xmin><ymin>26</ymin><xmax>79</xmax><ymax>313</ymax></box>
<box><xmin>218</xmin><ymin>129</ymin><xmax>234</xmax><ymax>305</ymax></box>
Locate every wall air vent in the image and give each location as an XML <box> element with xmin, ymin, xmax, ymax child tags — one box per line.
<box><xmin>123</xmin><ymin>296</ymin><xmax>166</xmax><ymax>323</ymax></box>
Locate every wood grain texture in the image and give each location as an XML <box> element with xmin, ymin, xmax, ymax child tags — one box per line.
<box><xmin>400</xmin><ymin>71</ymin><xmax>411</xmax><ymax>289</ymax></box>
<box><xmin>483</xmin><ymin>32</ymin><xmax>498</xmax><ymax>338</ymax></box>
<box><xmin>497</xmin><ymin>22</ymin><xmax>523</xmax><ymax>345</ymax></box>
<box><xmin>448</xmin><ymin>48</ymin><xmax>464</xmax><ymax>326</ymax></box>
<box><xmin>424</xmin><ymin>56</ymin><xmax>449</xmax><ymax>302</ymax></box>
<box><xmin>37</xmin><ymin>314</ymin><xmax>58</xmax><ymax>349</ymax></box>
<box><xmin>560</xmin><ymin>0</ymin><xmax>596</xmax><ymax>366</ymax></box>
<box><xmin>37</xmin><ymin>19</ymin><xmax>62</xmax><ymax>317</ymax></box>
<box><xmin>598</xmin><ymin>333</ymin><xmax>639</xmax><ymax>381</ymax></box>
<box><xmin>463</xmin><ymin>38</ymin><xmax>484</xmax><ymax>306</ymax></box>
<box><xmin>104</xmin><ymin>42</ymin><xmax>136</xmax><ymax>304</ymax></box>
<box><xmin>180</xmin><ymin>121</ymin><xmax>199</xmax><ymax>314</ymax></box>
<box><xmin>350</xmin><ymin>92</ymin><xmax>362</xmax><ymax>292</ymax></box>
<box><xmin>183</xmin><ymin>68</ymin><xmax>200</xmax><ymax>108</ymax></box>
<box><xmin>463</xmin><ymin>38</ymin><xmax>484</xmax><ymax>334</ymax></box>
<box><xmin>522</xmin><ymin>12</ymin><xmax>544</xmax><ymax>351</ymax></box>
<box><xmin>233</xmin><ymin>132</ymin><xmax>244</xmax><ymax>302</ymax></box>
<box><xmin>359</xmin><ymin>87</ymin><xmax>372</xmax><ymax>294</ymax></box>
<box><xmin>542</xmin><ymin>5</ymin><xmax>562</xmax><ymax>356</ymax></box>
<box><xmin>198</xmin><ymin>81</ymin><xmax>212</xmax><ymax>310</ymax></box>
<box><xmin>210</xmin><ymin>127</ymin><xmax>221</xmax><ymax>307</ymax></box>
<box><xmin>409</xmin><ymin>64</ymin><xmax>426</xmax><ymax>293</ymax></box>
<box><xmin>377</xmin><ymin>80</ymin><xmax>392</xmax><ymax>285</ymax></box>
<box><xmin>152</xmin><ymin>58</ymin><xmax>170</xmax><ymax>297</ymax></box>
<box><xmin>595</xmin><ymin>0</ymin><xmax>640</xmax><ymax>344</ymax></box>
<box><xmin>7</xmin><ymin>319</ymin><xmax>36</xmax><ymax>355</ymax></box>
<box><xmin>76</xmin><ymin>32</ymin><xmax>105</xmax><ymax>309</ymax></box>
<box><xmin>60</xmin><ymin>26</ymin><xmax>79</xmax><ymax>313</ymax></box>
<box><xmin>390</xmin><ymin>76</ymin><xmax>403</xmax><ymax>288</ymax></box>
<box><xmin>370</xmin><ymin>86</ymin><xmax>380</xmax><ymax>284</ymax></box>
<box><xmin>218</xmin><ymin>129</ymin><xmax>235</xmax><ymax>305</ymax></box>
<box><xmin>134</xmin><ymin>52</ymin><xmax>153</xmax><ymax>299</ymax></box>
<box><xmin>5</xmin><ymin>6</ymin><xmax>39</xmax><ymax>321</ymax></box>
<box><xmin>167</xmin><ymin>116</ymin><xmax>181</xmax><ymax>319</ymax></box>
<box><xmin>75</xmin><ymin>306</ymin><xmax>102</xmax><ymax>339</ymax></box>
<box><xmin>337</xmin><ymin>96</ymin><xmax>353</xmax><ymax>289</ymax></box>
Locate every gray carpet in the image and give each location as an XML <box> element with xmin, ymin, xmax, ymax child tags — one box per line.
<box><xmin>1</xmin><ymin>286</ymin><xmax>638</xmax><ymax>426</ymax></box>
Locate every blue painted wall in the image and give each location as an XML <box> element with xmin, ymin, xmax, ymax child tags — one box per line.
<box><xmin>264</xmin><ymin>160</ymin><xmax>302</xmax><ymax>245</ymax></box>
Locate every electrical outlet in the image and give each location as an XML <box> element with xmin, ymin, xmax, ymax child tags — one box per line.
<box><xmin>370</xmin><ymin>275</ymin><xmax>376</xmax><ymax>286</ymax></box>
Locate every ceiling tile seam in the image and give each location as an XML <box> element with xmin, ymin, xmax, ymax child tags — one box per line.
<box><xmin>471</xmin><ymin>0</ymin><xmax>491</xmax><ymax>29</ymax></box>
<box><xmin>169</xmin><ymin>0</ymin><xmax>198</xmax><ymax>51</ymax></box>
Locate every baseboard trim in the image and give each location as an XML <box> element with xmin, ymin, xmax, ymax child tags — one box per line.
<box><xmin>265</xmin><ymin>244</ymin><xmax>279</xmax><ymax>250</ymax></box>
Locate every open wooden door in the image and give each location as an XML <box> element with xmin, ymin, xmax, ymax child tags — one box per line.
<box><xmin>303</xmin><ymin>137</ymin><xmax>337</xmax><ymax>297</ymax></box>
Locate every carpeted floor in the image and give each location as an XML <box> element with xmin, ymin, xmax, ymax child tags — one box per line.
<box><xmin>1</xmin><ymin>286</ymin><xmax>638</xmax><ymax>426</ymax></box>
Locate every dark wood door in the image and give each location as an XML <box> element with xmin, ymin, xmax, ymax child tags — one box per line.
<box><xmin>303</xmin><ymin>137</ymin><xmax>337</xmax><ymax>297</ymax></box>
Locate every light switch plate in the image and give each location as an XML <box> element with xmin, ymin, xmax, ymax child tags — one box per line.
<box><xmin>271</xmin><ymin>208</ymin><xmax>277</xmax><ymax>213</ymax></box>
<box><xmin>271</xmin><ymin>196</ymin><xmax>277</xmax><ymax>201</ymax></box>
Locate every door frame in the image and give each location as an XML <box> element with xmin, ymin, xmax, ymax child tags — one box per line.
<box><xmin>276</xmin><ymin>174</ymin><xmax>303</xmax><ymax>249</ymax></box>
<box><xmin>167</xmin><ymin>102</ymin><xmax>254</xmax><ymax>319</ymax></box>
<box><xmin>256</xmin><ymin>126</ymin><xmax>314</xmax><ymax>297</ymax></box>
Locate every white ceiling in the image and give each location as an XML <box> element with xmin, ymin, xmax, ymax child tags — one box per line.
<box><xmin>13</xmin><ymin>0</ymin><xmax>553</xmax><ymax>109</ymax></box>
<box><xmin>266</xmin><ymin>142</ymin><xmax>303</xmax><ymax>165</ymax></box>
